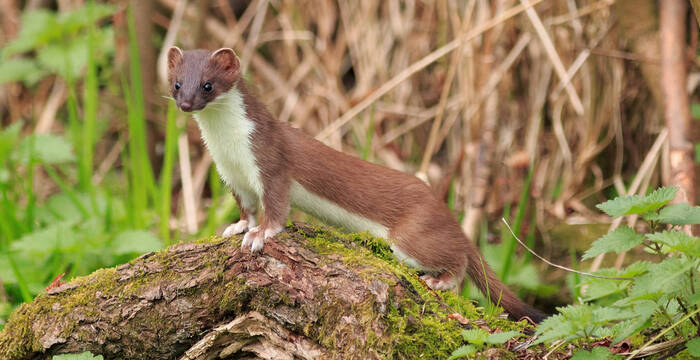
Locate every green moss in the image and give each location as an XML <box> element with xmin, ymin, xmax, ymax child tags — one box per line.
<box><xmin>0</xmin><ymin>304</ymin><xmax>44</xmax><ymax>358</ymax></box>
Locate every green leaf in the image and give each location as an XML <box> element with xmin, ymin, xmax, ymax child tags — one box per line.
<box><xmin>583</xmin><ymin>226</ymin><xmax>645</xmax><ymax>260</ymax></box>
<box><xmin>0</xmin><ymin>58</ymin><xmax>46</xmax><ymax>85</ymax></box>
<box><xmin>37</xmin><ymin>41</ymin><xmax>89</xmax><ymax>79</ymax></box>
<box><xmin>630</xmin><ymin>258</ymin><xmax>695</xmax><ymax>299</ymax></box>
<box><xmin>596</xmin><ymin>187</ymin><xmax>678</xmax><ymax>217</ymax></box>
<box><xmin>689</xmin><ymin>292</ymin><xmax>700</xmax><ymax>307</ymax></box>
<box><xmin>0</xmin><ymin>256</ymin><xmax>17</xmax><ymax>284</ymax></box>
<box><xmin>504</xmin><ymin>262</ymin><xmax>541</xmax><ymax>291</ymax></box>
<box><xmin>571</xmin><ymin>347</ymin><xmax>620</xmax><ymax>360</ymax></box>
<box><xmin>692</xmin><ymin>103</ymin><xmax>700</xmax><ymax>119</ymax></box>
<box><xmin>535</xmin><ymin>304</ymin><xmax>595</xmax><ymax>344</ymax></box>
<box><xmin>11</xmin><ymin>221</ymin><xmax>78</xmax><ymax>253</ymax></box>
<box><xmin>611</xmin><ymin>301</ymin><xmax>656</xmax><ymax>343</ymax></box>
<box><xmin>113</xmin><ymin>230</ymin><xmax>162</xmax><ymax>255</ymax></box>
<box><xmin>2</xmin><ymin>10</ymin><xmax>58</xmax><ymax>57</ymax></box>
<box><xmin>448</xmin><ymin>345</ymin><xmax>476</xmax><ymax>359</ymax></box>
<box><xmin>619</xmin><ymin>261</ymin><xmax>652</xmax><ymax>277</ymax></box>
<box><xmin>16</xmin><ymin>134</ymin><xmax>75</xmax><ymax>164</ymax></box>
<box><xmin>687</xmin><ymin>337</ymin><xmax>700</xmax><ymax>357</ymax></box>
<box><xmin>654</xmin><ymin>203</ymin><xmax>700</xmax><ymax>225</ymax></box>
<box><xmin>0</xmin><ymin>121</ymin><xmax>22</xmax><ymax>162</ymax></box>
<box><xmin>52</xmin><ymin>352</ymin><xmax>103</xmax><ymax>360</ymax></box>
<box><xmin>580</xmin><ymin>264</ymin><xmax>647</xmax><ymax>303</ymax></box>
<box><xmin>461</xmin><ymin>328</ymin><xmax>489</xmax><ymax>346</ymax></box>
<box><xmin>58</xmin><ymin>3</ymin><xmax>116</xmax><ymax>32</ymax></box>
<box><xmin>646</xmin><ymin>230</ymin><xmax>700</xmax><ymax>257</ymax></box>
<box><xmin>486</xmin><ymin>330</ymin><xmax>521</xmax><ymax>344</ymax></box>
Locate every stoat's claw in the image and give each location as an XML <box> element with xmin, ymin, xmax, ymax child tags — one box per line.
<box><xmin>241</xmin><ymin>226</ymin><xmax>261</xmax><ymax>249</ymax></box>
<box><xmin>250</xmin><ymin>236</ymin><xmax>265</xmax><ymax>252</ymax></box>
<box><xmin>240</xmin><ymin>225</ymin><xmax>283</xmax><ymax>252</ymax></box>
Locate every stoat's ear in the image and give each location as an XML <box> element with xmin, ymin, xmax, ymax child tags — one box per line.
<box><xmin>167</xmin><ymin>46</ymin><xmax>184</xmax><ymax>71</ymax></box>
<box><xmin>210</xmin><ymin>48</ymin><xmax>240</xmax><ymax>73</ymax></box>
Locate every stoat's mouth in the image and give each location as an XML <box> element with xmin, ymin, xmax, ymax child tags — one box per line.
<box><xmin>177</xmin><ymin>104</ymin><xmax>206</xmax><ymax>113</ymax></box>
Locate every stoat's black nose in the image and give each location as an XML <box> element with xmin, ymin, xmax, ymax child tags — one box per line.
<box><xmin>180</xmin><ymin>101</ymin><xmax>192</xmax><ymax>112</ymax></box>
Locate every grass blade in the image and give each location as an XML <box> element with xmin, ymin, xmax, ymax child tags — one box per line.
<box><xmin>43</xmin><ymin>165</ymin><xmax>89</xmax><ymax>219</ymax></box>
<box><xmin>125</xmin><ymin>4</ymin><xmax>156</xmax><ymax>215</ymax></box>
<box><xmin>79</xmin><ymin>1</ymin><xmax>99</xmax><ymax>192</ymax></box>
<box><xmin>500</xmin><ymin>163</ymin><xmax>534</xmax><ymax>282</ymax></box>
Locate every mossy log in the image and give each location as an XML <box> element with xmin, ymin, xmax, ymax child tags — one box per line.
<box><xmin>0</xmin><ymin>223</ymin><xmax>527</xmax><ymax>359</ymax></box>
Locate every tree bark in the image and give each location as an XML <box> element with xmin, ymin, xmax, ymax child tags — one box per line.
<box><xmin>660</xmin><ymin>0</ymin><xmax>696</xmax><ymax>210</ymax></box>
<box><xmin>0</xmin><ymin>223</ymin><xmax>490</xmax><ymax>360</ymax></box>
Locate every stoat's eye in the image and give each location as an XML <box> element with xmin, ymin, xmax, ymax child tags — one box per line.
<box><xmin>174</xmin><ymin>81</ymin><xmax>181</xmax><ymax>90</ymax></box>
<box><xmin>203</xmin><ymin>82</ymin><xmax>213</xmax><ymax>92</ymax></box>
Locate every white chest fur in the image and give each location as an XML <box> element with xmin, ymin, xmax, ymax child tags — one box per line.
<box><xmin>193</xmin><ymin>88</ymin><xmax>263</xmax><ymax>208</ymax></box>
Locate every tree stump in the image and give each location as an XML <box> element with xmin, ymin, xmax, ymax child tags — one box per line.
<box><xmin>0</xmin><ymin>223</ymin><xmax>524</xmax><ymax>359</ymax></box>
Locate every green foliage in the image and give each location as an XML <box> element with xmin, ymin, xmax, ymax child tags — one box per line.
<box><xmin>692</xmin><ymin>103</ymin><xmax>700</xmax><ymax>119</ymax></box>
<box><xmin>0</xmin><ymin>129</ymin><xmax>164</xmax><ymax>308</ymax></box>
<box><xmin>0</xmin><ymin>59</ymin><xmax>45</xmax><ymax>85</ymax></box>
<box><xmin>687</xmin><ymin>337</ymin><xmax>700</xmax><ymax>357</ymax></box>
<box><xmin>52</xmin><ymin>352</ymin><xmax>103</xmax><ymax>360</ymax></box>
<box><xmin>448</xmin><ymin>345</ymin><xmax>476</xmax><ymax>359</ymax></box>
<box><xmin>16</xmin><ymin>134</ymin><xmax>75</xmax><ymax>165</ymax></box>
<box><xmin>112</xmin><ymin>230</ymin><xmax>162</xmax><ymax>255</ymax></box>
<box><xmin>0</xmin><ymin>3</ymin><xmax>115</xmax><ymax>83</ymax></box>
<box><xmin>646</xmin><ymin>203</ymin><xmax>700</xmax><ymax>225</ymax></box>
<box><xmin>582</xmin><ymin>226</ymin><xmax>644</xmax><ymax>260</ymax></box>
<box><xmin>460</xmin><ymin>329</ymin><xmax>490</xmax><ymax>346</ymax></box>
<box><xmin>570</xmin><ymin>347</ymin><xmax>620</xmax><ymax>360</ymax></box>
<box><xmin>449</xmin><ymin>328</ymin><xmax>521</xmax><ymax>358</ymax></box>
<box><xmin>595</xmin><ymin>186</ymin><xmax>677</xmax><ymax>217</ymax></box>
<box><xmin>538</xmin><ymin>186</ymin><xmax>700</xmax><ymax>355</ymax></box>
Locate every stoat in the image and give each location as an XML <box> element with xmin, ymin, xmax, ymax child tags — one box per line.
<box><xmin>167</xmin><ymin>47</ymin><xmax>546</xmax><ymax>322</ymax></box>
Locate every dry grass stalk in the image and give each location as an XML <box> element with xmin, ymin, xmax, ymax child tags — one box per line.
<box><xmin>315</xmin><ymin>0</ymin><xmax>546</xmax><ymax>142</ymax></box>
<box><xmin>520</xmin><ymin>0</ymin><xmax>584</xmax><ymax>115</ymax></box>
<box><xmin>178</xmin><ymin>131</ymin><xmax>197</xmax><ymax>234</ymax></box>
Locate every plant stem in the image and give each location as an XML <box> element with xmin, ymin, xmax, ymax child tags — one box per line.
<box><xmin>676</xmin><ymin>297</ymin><xmax>698</xmax><ymax>327</ymax></box>
<box><xmin>625</xmin><ymin>307</ymin><xmax>700</xmax><ymax>360</ymax></box>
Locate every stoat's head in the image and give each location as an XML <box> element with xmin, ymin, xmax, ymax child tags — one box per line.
<box><xmin>167</xmin><ymin>47</ymin><xmax>241</xmax><ymax>112</ymax></box>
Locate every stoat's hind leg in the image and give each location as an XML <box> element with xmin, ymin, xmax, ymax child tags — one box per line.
<box><xmin>420</xmin><ymin>272</ymin><xmax>464</xmax><ymax>291</ymax></box>
<box><xmin>388</xmin><ymin>202</ymin><xmax>470</xmax><ymax>292</ymax></box>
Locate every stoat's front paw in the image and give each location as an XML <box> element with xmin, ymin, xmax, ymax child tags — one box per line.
<box><xmin>222</xmin><ymin>220</ymin><xmax>249</xmax><ymax>238</ymax></box>
<box><xmin>240</xmin><ymin>225</ymin><xmax>284</xmax><ymax>253</ymax></box>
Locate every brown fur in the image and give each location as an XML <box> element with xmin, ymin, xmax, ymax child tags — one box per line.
<box><xmin>167</xmin><ymin>47</ymin><xmax>546</xmax><ymax>323</ymax></box>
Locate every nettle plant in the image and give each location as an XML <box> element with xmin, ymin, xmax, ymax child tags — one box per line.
<box><xmin>536</xmin><ymin>186</ymin><xmax>700</xmax><ymax>357</ymax></box>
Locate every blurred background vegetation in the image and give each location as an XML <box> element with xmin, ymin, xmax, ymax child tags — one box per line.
<box><xmin>0</xmin><ymin>0</ymin><xmax>697</xmax><ymax>328</ymax></box>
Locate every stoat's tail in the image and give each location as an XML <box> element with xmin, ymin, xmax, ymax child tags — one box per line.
<box><xmin>463</xmin><ymin>240</ymin><xmax>547</xmax><ymax>323</ymax></box>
